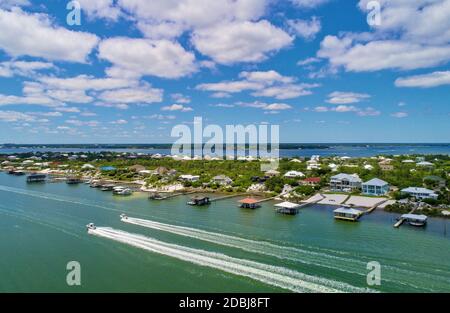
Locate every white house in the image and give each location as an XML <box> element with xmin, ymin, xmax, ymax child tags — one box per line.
<box><xmin>363</xmin><ymin>164</ymin><xmax>374</xmax><ymax>170</ymax></box>
<box><xmin>212</xmin><ymin>175</ymin><xmax>233</xmax><ymax>185</ymax></box>
<box><xmin>401</xmin><ymin>187</ymin><xmax>438</xmax><ymax>200</ymax></box>
<box><xmin>284</xmin><ymin>171</ymin><xmax>305</xmax><ymax>178</ymax></box>
<box><xmin>330</xmin><ymin>173</ymin><xmax>362</xmax><ymax>192</ymax></box>
<box><xmin>179</xmin><ymin>174</ymin><xmax>200</xmax><ymax>182</ymax></box>
<box><xmin>416</xmin><ymin>161</ymin><xmax>434</xmax><ymax>168</ymax></box>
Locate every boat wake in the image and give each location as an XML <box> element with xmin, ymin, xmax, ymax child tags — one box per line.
<box><xmin>122</xmin><ymin>215</ymin><xmax>366</xmax><ymax>273</ymax></box>
<box><xmin>89</xmin><ymin>226</ymin><xmax>370</xmax><ymax>293</ymax></box>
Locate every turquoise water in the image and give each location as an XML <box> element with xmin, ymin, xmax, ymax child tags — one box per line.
<box><xmin>0</xmin><ymin>172</ymin><xmax>449</xmax><ymax>292</ymax></box>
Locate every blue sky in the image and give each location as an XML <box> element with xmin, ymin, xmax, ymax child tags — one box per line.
<box><xmin>0</xmin><ymin>0</ymin><xmax>449</xmax><ymax>144</ymax></box>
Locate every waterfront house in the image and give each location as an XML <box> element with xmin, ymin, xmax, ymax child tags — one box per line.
<box><xmin>275</xmin><ymin>202</ymin><xmax>301</xmax><ymax>215</ymax></box>
<box><xmin>212</xmin><ymin>175</ymin><xmax>233</xmax><ymax>186</ymax></box>
<box><xmin>301</xmin><ymin>177</ymin><xmax>321</xmax><ymax>186</ymax></box>
<box><xmin>179</xmin><ymin>174</ymin><xmax>200</xmax><ymax>182</ymax></box>
<box><xmin>333</xmin><ymin>207</ymin><xmax>363</xmax><ymax>222</ymax></box>
<box><xmin>362</xmin><ymin>178</ymin><xmax>390</xmax><ymax>196</ymax></box>
<box><xmin>330</xmin><ymin>173</ymin><xmax>362</xmax><ymax>192</ymax></box>
<box><xmin>284</xmin><ymin>171</ymin><xmax>305</xmax><ymax>178</ymax></box>
<box><xmin>401</xmin><ymin>187</ymin><xmax>438</xmax><ymax>200</ymax></box>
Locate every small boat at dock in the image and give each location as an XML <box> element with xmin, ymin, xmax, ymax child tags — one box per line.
<box><xmin>113</xmin><ymin>186</ymin><xmax>132</xmax><ymax>196</ymax></box>
<box><xmin>100</xmin><ymin>184</ymin><xmax>115</xmax><ymax>191</ymax></box>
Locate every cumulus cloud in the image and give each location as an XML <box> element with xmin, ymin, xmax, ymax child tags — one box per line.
<box><xmin>391</xmin><ymin>112</ymin><xmax>408</xmax><ymax>118</ymax></box>
<box><xmin>192</xmin><ymin>20</ymin><xmax>293</xmax><ymax>64</ymax></box>
<box><xmin>0</xmin><ymin>60</ymin><xmax>54</xmax><ymax>78</ymax></box>
<box><xmin>97</xmin><ymin>83</ymin><xmax>163</xmax><ymax>104</ymax></box>
<box><xmin>287</xmin><ymin>17</ymin><xmax>321</xmax><ymax>40</ymax></box>
<box><xmin>197</xmin><ymin>70</ymin><xmax>318</xmax><ymax>100</ymax></box>
<box><xmin>318</xmin><ymin>1</ymin><xmax>450</xmax><ymax>73</ymax></box>
<box><xmin>395</xmin><ymin>71</ymin><xmax>450</xmax><ymax>88</ymax></box>
<box><xmin>290</xmin><ymin>0</ymin><xmax>329</xmax><ymax>8</ymax></box>
<box><xmin>0</xmin><ymin>8</ymin><xmax>98</xmax><ymax>63</ymax></box>
<box><xmin>326</xmin><ymin>91</ymin><xmax>371</xmax><ymax>104</ymax></box>
<box><xmin>77</xmin><ymin>0</ymin><xmax>122</xmax><ymax>20</ymax></box>
<box><xmin>161</xmin><ymin>104</ymin><xmax>193</xmax><ymax>112</ymax></box>
<box><xmin>98</xmin><ymin>37</ymin><xmax>197</xmax><ymax>79</ymax></box>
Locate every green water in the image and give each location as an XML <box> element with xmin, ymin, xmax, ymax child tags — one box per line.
<box><xmin>0</xmin><ymin>172</ymin><xmax>449</xmax><ymax>292</ymax></box>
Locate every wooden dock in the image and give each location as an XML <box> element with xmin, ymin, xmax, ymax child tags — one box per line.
<box><xmin>210</xmin><ymin>193</ymin><xmax>248</xmax><ymax>202</ymax></box>
<box><xmin>365</xmin><ymin>199</ymin><xmax>389</xmax><ymax>215</ymax></box>
<box><xmin>149</xmin><ymin>190</ymin><xmax>197</xmax><ymax>200</ymax></box>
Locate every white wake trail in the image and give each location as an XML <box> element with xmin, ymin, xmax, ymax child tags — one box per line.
<box><xmin>89</xmin><ymin>227</ymin><xmax>367</xmax><ymax>293</ymax></box>
<box><xmin>122</xmin><ymin>216</ymin><xmax>369</xmax><ymax>274</ymax></box>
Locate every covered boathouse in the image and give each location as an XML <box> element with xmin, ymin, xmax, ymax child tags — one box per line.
<box><xmin>275</xmin><ymin>202</ymin><xmax>301</xmax><ymax>215</ymax></box>
<box><xmin>333</xmin><ymin>207</ymin><xmax>363</xmax><ymax>222</ymax></box>
<box><xmin>187</xmin><ymin>196</ymin><xmax>211</xmax><ymax>206</ymax></box>
<box><xmin>238</xmin><ymin>198</ymin><xmax>261</xmax><ymax>209</ymax></box>
<box><xmin>26</xmin><ymin>174</ymin><xmax>46</xmax><ymax>183</ymax></box>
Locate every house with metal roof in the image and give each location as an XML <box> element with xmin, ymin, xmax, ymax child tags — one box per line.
<box><xmin>362</xmin><ymin>178</ymin><xmax>390</xmax><ymax>196</ymax></box>
<box><xmin>330</xmin><ymin>173</ymin><xmax>362</xmax><ymax>192</ymax></box>
<box><xmin>401</xmin><ymin>187</ymin><xmax>438</xmax><ymax>200</ymax></box>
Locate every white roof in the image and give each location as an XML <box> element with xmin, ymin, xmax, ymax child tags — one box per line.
<box><xmin>401</xmin><ymin>187</ymin><xmax>436</xmax><ymax>194</ymax></box>
<box><xmin>363</xmin><ymin>178</ymin><xmax>389</xmax><ymax>186</ymax></box>
<box><xmin>275</xmin><ymin>202</ymin><xmax>300</xmax><ymax>209</ymax></box>
<box><xmin>416</xmin><ymin>161</ymin><xmax>434</xmax><ymax>166</ymax></box>
<box><xmin>284</xmin><ymin>171</ymin><xmax>305</xmax><ymax>177</ymax></box>
<box><xmin>401</xmin><ymin>214</ymin><xmax>428</xmax><ymax>221</ymax></box>
<box><xmin>331</xmin><ymin>173</ymin><xmax>362</xmax><ymax>183</ymax></box>
<box><xmin>334</xmin><ymin>207</ymin><xmax>363</xmax><ymax>215</ymax></box>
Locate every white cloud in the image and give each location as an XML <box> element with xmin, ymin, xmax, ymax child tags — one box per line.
<box><xmin>192</xmin><ymin>20</ymin><xmax>293</xmax><ymax>64</ymax></box>
<box><xmin>161</xmin><ymin>104</ymin><xmax>193</xmax><ymax>112</ymax></box>
<box><xmin>66</xmin><ymin>119</ymin><xmax>100</xmax><ymax>127</ymax></box>
<box><xmin>252</xmin><ymin>83</ymin><xmax>319</xmax><ymax>100</ymax></box>
<box><xmin>291</xmin><ymin>0</ymin><xmax>329</xmax><ymax>8</ymax></box>
<box><xmin>77</xmin><ymin>0</ymin><xmax>122</xmax><ymax>20</ymax></box>
<box><xmin>197</xmin><ymin>70</ymin><xmax>317</xmax><ymax>100</ymax></box>
<box><xmin>318</xmin><ymin>1</ymin><xmax>450</xmax><ymax>73</ymax></box>
<box><xmin>0</xmin><ymin>8</ymin><xmax>98</xmax><ymax>63</ymax></box>
<box><xmin>38</xmin><ymin>75</ymin><xmax>133</xmax><ymax>91</ymax></box>
<box><xmin>239</xmin><ymin>70</ymin><xmax>295</xmax><ymax>84</ymax></box>
<box><xmin>237</xmin><ymin>101</ymin><xmax>292</xmax><ymax>111</ymax></box>
<box><xmin>391</xmin><ymin>112</ymin><xmax>408</xmax><ymax>118</ymax></box>
<box><xmin>314</xmin><ymin>105</ymin><xmax>380</xmax><ymax>116</ymax></box>
<box><xmin>171</xmin><ymin>93</ymin><xmax>191</xmax><ymax>104</ymax></box>
<box><xmin>94</xmin><ymin>103</ymin><xmax>129</xmax><ymax>110</ymax></box>
<box><xmin>297</xmin><ymin>57</ymin><xmax>321</xmax><ymax>66</ymax></box>
<box><xmin>395</xmin><ymin>71</ymin><xmax>450</xmax><ymax>88</ymax></box>
<box><xmin>0</xmin><ymin>0</ymin><xmax>29</xmax><ymax>9</ymax></box>
<box><xmin>110</xmin><ymin>119</ymin><xmax>128</xmax><ymax>125</ymax></box>
<box><xmin>97</xmin><ymin>83</ymin><xmax>163</xmax><ymax>104</ymax></box>
<box><xmin>0</xmin><ymin>110</ymin><xmax>34</xmax><ymax>122</ymax></box>
<box><xmin>99</xmin><ymin>37</ymin><xmax>197</xmax><ymax>79</ymax></box>
<box><xmin>326</xmin><ymin>91</ymin><xmax>370</xmax><ymax>104</ymax></box>
<box><xmin>118</xmin><ymin>0</ymin><xmax>267</xmax><ymax>30</ymax></box>
<box><xmin>0</xmin><ymin>60</ymin><xmax>54</xmax><ymax>77</ymax></box>
<box><xmin>287</xmin><ymin>17</ymin><xmax>321</xmax><ymax>40</ymax></box>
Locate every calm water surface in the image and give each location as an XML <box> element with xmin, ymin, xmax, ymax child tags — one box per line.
<box><xmin>0</xmin><ymin>173</ymin><xmax>449</xmax><ymax>292</ymax></box>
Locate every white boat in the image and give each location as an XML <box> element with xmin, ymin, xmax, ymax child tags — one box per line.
<box><xmin>86</xmin><ymin>223</ymin><xmax>96</xmax><ymax>231</ymax></box>
<box><xmin>113</xmin><ymin>187</ymin><xmax>132</xmax><ymax>196</ymax></box>
<box><xmin>120</xmin><ymin>214</ymin><xmax>128</xmax><ymax>220</ymax></box>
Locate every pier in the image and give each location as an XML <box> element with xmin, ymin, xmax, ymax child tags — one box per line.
<box><xmin>209</xmin><ymin>193</ymin><xmax>249</xmax><ymax>202</ymax></box>
<box><xmin>149</xmin><ymin>190</ymin><xmax>197</xmax><ymax>200</ymax></box>
<box><xmin>365</xmin><ymin>199</ymin><xmax>389</xmax><ymax>215</ymax></box>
